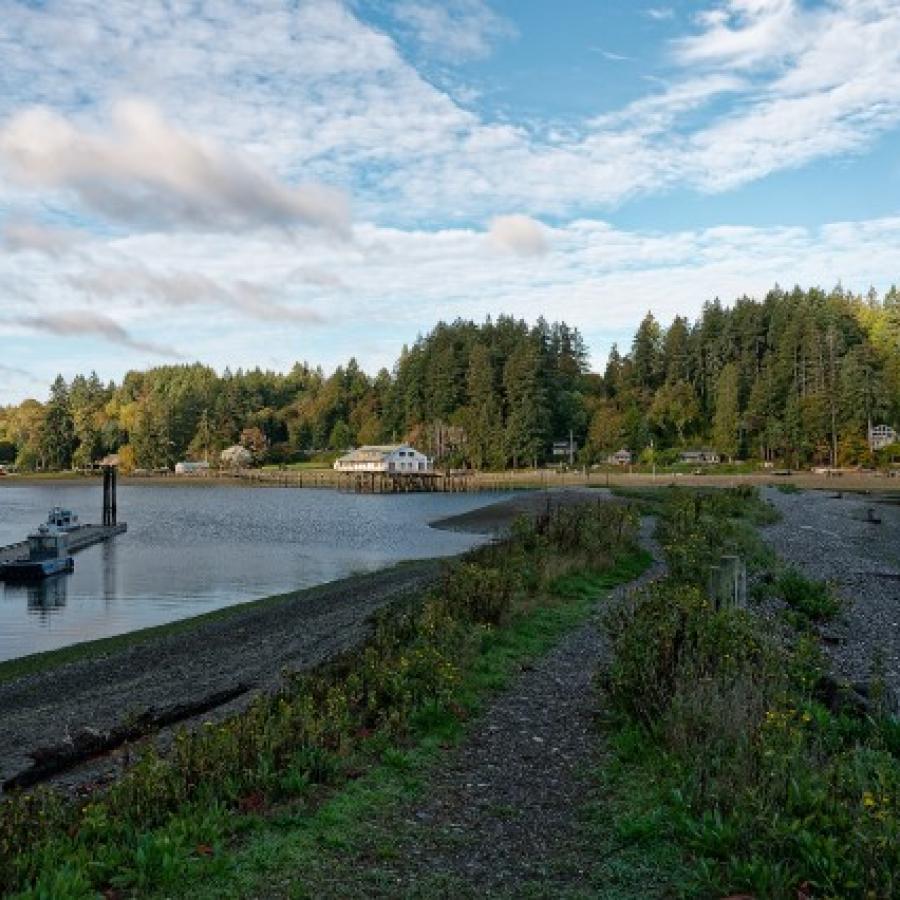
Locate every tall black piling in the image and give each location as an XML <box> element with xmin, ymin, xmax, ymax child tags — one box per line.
<box><xmin>102</xmin><ymin>464</ymin><xmax>117</xmax><ymax>527</ymax></box>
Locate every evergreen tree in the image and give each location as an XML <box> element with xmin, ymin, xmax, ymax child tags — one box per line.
<box><xmin>712</xmin><ymin>362</ymin><xmax>740</xmax><ymax>460</ymax></box>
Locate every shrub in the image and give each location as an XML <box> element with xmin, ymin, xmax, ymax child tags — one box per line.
<box><xmin>777</xmin><ymin>568</ymin><xmax>841</xmax><ymax>622</ymax></box>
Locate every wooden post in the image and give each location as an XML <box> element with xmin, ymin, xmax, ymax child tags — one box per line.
<box><xmin>101</xmin><ymin>465</ymin><xmax>117</xmax><ymax>526</ymax></box>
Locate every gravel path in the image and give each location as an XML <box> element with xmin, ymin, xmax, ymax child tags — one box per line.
<box><xmin>761</xmin><ymin>488</ymin><xmax>900</xmax><ymax>700</ymax></box>
<box><xmin>0</xmin><ymin>561</ymin><xmax>441</xmax><ymax>790</ymax></box>
<box><xmin>371</xmin><ymin>518</ymin><xmax>665</xmax><ymax>897</ymax></box>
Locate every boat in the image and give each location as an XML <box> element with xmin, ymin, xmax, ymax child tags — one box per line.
<box><xmin>46</xmin><ymin>507</ymin><xmax>80</xmax><ymax>531</ymax></box>
<box><xmin>0</xmin><ymin>525</ymin><xmax>75</xmax><ymax>582</ymax></box>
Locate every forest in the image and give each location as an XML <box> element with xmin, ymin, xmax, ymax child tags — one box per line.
<box><xmin>1</xmin><ymin>284</ymin><xmax>898</xmax><ymax>472</ymax></box>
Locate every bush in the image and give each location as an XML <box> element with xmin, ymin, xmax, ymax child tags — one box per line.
<box><xmin>777</xmin><ymin>568</ymin><xmax>841</xmax><ymax>622</ymax></box>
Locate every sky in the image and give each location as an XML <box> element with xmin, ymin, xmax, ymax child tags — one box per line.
<box><xmin>0</xmin><ymin>0</ymin><xmax>898</xmax><ymax>404</ymax></box>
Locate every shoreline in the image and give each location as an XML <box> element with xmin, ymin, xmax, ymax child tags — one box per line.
<box><xmin>2</xmin><ymin>469</ymin><xmax>898</xmax><ymax>494</ymax></box>
<box><xmin>0</xmin><ymin>557</ymin><xmax>445</xmax><ymax>791</ymax></box>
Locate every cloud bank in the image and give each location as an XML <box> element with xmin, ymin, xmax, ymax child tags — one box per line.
<box><xmin>0</xmin><ymin>100</ymin><xmax>351</xmax><ymax>234</ymax></box>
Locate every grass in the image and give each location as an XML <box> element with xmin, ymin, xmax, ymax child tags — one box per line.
<box><xmin>777</xmin><ymin>568</ymin><xmax>842</xmax><ymax>623</ymax></box>
<box><xmin>0</xmin><ymin>559</ymin><xmax>432</xmax><ymax>686</ymax></box>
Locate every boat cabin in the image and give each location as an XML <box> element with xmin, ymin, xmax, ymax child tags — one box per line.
<box><xmin>28</xmin><ymin>528</ymin><xmax>69</xmax><ymax>561</ymax></box>
<box><xmin>47</xmin><ymin>507</ymin><xmax>79</xmax><ymax>531</ymax></box>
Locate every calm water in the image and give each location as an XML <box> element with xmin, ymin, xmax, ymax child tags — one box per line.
<box><xmin>0</xmin><ymin>483</ymin><xmax>507</xmax><ymax>662</ymax></box>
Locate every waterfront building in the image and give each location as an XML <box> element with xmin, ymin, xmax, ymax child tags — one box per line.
<box><xmin>869</xmin><ymin>424</ymin><xmax>899</xmax><ymax>451</ymax></box>
<box><xmin>174</xmin><ymin>460</ymin><xmax>210</xmax><ymax>475</ymax></box>
<box><xmin>333</xmin><ymin>444</ymin><xmax>431</xmax><ymax>474</ymax></box>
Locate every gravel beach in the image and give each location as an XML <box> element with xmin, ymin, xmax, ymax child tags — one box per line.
<box><xmin>761</xmin><ymin>487</ymin><xmax>900</xmax><ymax>700</ymax></box>
<box><xmin>431</xmin><ymin>487</ymin><xmax>613</xmax><ymax>535</ymax></box>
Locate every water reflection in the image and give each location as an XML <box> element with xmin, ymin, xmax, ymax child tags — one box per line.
<box><xmin>26</xmin><ymin>575</ymin><xmax>69</xmax><ymax>617</ymax></box>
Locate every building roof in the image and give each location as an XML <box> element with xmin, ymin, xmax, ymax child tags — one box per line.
<box><xmin>337</xmin><ymin>444</ymin><xmax>416</xmax><ymax>462</ymax></box>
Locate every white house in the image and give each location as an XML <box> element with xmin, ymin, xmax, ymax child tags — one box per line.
<box><xmin>174</xmin><ymin>460</ymin><xmax>210</xmax><ymax>475</ymax></box>
<box><xmin>869</xmin><ymin>424</ymin><xmax>899</xmax><ymax>451</ymax></box>
<box><xmin>333</xmin><ymin>444</ymin><xmax>432</xmax><ymax>474</ymax></box>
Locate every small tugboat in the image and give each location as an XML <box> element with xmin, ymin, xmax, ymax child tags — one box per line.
<box><xmin>46</xmin><ymin>507</ymin><xmax>80</xmax><ymax>531</ymax></box>
<box><xmin>0</xmin><ymin>523</ymin><xmax>75</xmax><ymax>582</ymax></box>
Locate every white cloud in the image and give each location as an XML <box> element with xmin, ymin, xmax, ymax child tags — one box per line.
<box><xmin>0</xmin><ymin>100</ymin><xmax>351</xmax><ymax>234</ymax></box>
<box><xmin>646</xmin><ymin>7</ymin><xmax>675</xmax><ymax>21</ymax></box>
<box><xmin>676</xmin><ymin>0</ymin><xmax>800</xmax><ymax>69</ymax></box>
<box><xmin>390</xmin><ymin>0</ymin><xmax>516</xmax><ymax>61</ymax></box>
<box><xmin>1</xmin><ymin>0</ymin><xmax>899</xmax><ymax>225</ymax></box>
<box><xmin>1</xmin><ymin>209</ymin><xmax>898</xmax><ymax>402</ymax></box>
<box><xmin>488</xmin><ymin>215</ymin><xmax>548</xmax><ymax>256</ymax></box>
<box><xmin>68</xmin><ymin>265</ymin><xmax>326</xmax><ymax>324</ymax></box>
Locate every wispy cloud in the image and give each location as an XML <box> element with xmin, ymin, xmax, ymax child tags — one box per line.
<box><xmin>0</xmin><ymin>362</ymin><xmax>42</xmax><ymax>384</ymax></box>
<box><xmin>645</xmin><ymin>7</ymin><xmax>675</xmax><ymax>21</ymax></box>
<box><xmin>14</xmin><ymin>310</ymin><xmax>182</xmax><ymax>357</ymax></box>
<box><xmin>2</xmin><ymin>222</ymin><xmax>84</xmax><ymax>258</ymax></box>
<box><xmin>0</xmin><ymin>100</ymin><xmax>351</xmax><ymax>234</ymax></box>
<box><xmin>69</xmin><ymin>265</ymin><xmax>326</xmax><ymax>324</ymax></box>
<box><xmin>390</xmin><ymin>0</ymin><xmax>516</xmax><ymax>61</ymax></box>
<box><xmin>590</xmin><ymin>48</ymin><xmax>634</xmax><ymax>62</ymax></box>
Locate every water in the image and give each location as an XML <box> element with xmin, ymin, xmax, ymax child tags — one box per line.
<box><xmin>0</xmin><ymin>482</ymin><xmax>508</xmax><ymax>662</ymax></box>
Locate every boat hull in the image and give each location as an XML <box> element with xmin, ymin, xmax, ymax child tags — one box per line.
<box><xmin>0</xmin><ymin>557</ymin><xmax>74</xmax><ymax>582</ymax></box>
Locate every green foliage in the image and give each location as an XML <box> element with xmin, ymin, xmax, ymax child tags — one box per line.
<box><xmin>600</xmin><ymin>488</ymin><xmax>900</xmax><ymax>899</ymax></box>
<box><xmin>4</xmin><ymin>284</ymin><xmax>899</xmax><ymax>471</ymax></box>
<box><xmin>777</xmin><ymin>568</ymin><xmax>842</xmax><ymax>622</ymax></box>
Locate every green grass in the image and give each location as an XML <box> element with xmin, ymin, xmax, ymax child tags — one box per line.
<box><xmin>0</xmin><ymin>560</ymin><xmax>432</xmax><ymax>686</ymax></box>
<box><xmin>777</xmin><ymin>567</ymin><xmax>841</xmax><ymax>623</ymax></box>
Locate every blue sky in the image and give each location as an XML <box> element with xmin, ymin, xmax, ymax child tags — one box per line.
<box><xmin>0</xmin><ymin>0</ymin><xmax>898</xmax><ymax>403</ymax></box>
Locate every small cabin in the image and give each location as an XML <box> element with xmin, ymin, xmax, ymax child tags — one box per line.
<box><xmin>869</xmin><ymin>424</ymin><xmax>899</xmax><ymax>451</ymax></box>
<box><xmin>679</xmin><ymin>449</ymin><xmax>721</xmax><ymax>465</ymax></box>
<box><xmin>551</xmin><ymin>440</ymin><xmax>578</xmax><ymax>458</ymax></box>
<box><xmin>334</xmin><ymin>444</ymin><xmax>431</xmax><ymax>474</ymax></box>
<box><xmin>28</xmin><ymin>529</ymin><xmax>68</xmax><ymax>561</ymax></box>
<box><xmin>607</xmin><ymin>448</ymin><xmax>632</xmax><ymax>466</ymax></box>
<box><xmin>174</xmin><ymin>460</ymin><xmax>210</xmax><ymax>475</ymax></box>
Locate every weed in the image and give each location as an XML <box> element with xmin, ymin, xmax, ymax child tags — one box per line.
<box><xmin>777</xmin><ymin>568</ymin><xmax>841</xmax><ymax>623</ymax></box>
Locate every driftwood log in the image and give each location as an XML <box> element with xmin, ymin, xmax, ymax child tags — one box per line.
<box><xmin>3</xmin><ymin>683</ymin><xmax>249</xmax><ymax>792</ymax></box>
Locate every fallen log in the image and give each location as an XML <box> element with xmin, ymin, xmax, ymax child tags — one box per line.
<box><xmin>3</xmin><ymin>683</ymin><xmax>249</xmax><ymax>792</ymax></box>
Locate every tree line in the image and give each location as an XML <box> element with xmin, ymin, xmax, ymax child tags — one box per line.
<box><xmin>1</xmin><ymin>285</ymin><xmax>898</xmax><ymax>472</ymax></box>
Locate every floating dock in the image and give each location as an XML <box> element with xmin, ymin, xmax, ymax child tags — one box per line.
<box><xmin>0</xmin><ymin>524</ymin><xmax>127</xmax><ymax>566</ymax></box>
<box><xmin>0</xmin><ymin>463</ymin><xmax>126</xmax><ymax>566</ymax></box>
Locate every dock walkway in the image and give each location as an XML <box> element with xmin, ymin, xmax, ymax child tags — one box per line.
<box><xmin>0</xmin><ymin>524</ymin><xmax>127</xmax><ymax>565</ymax></box>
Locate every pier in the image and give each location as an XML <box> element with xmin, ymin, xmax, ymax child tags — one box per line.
<box><xmin>336</xmin><ymin>471</ymin><xmax>475</xmax><ymax>494</ymax></box>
